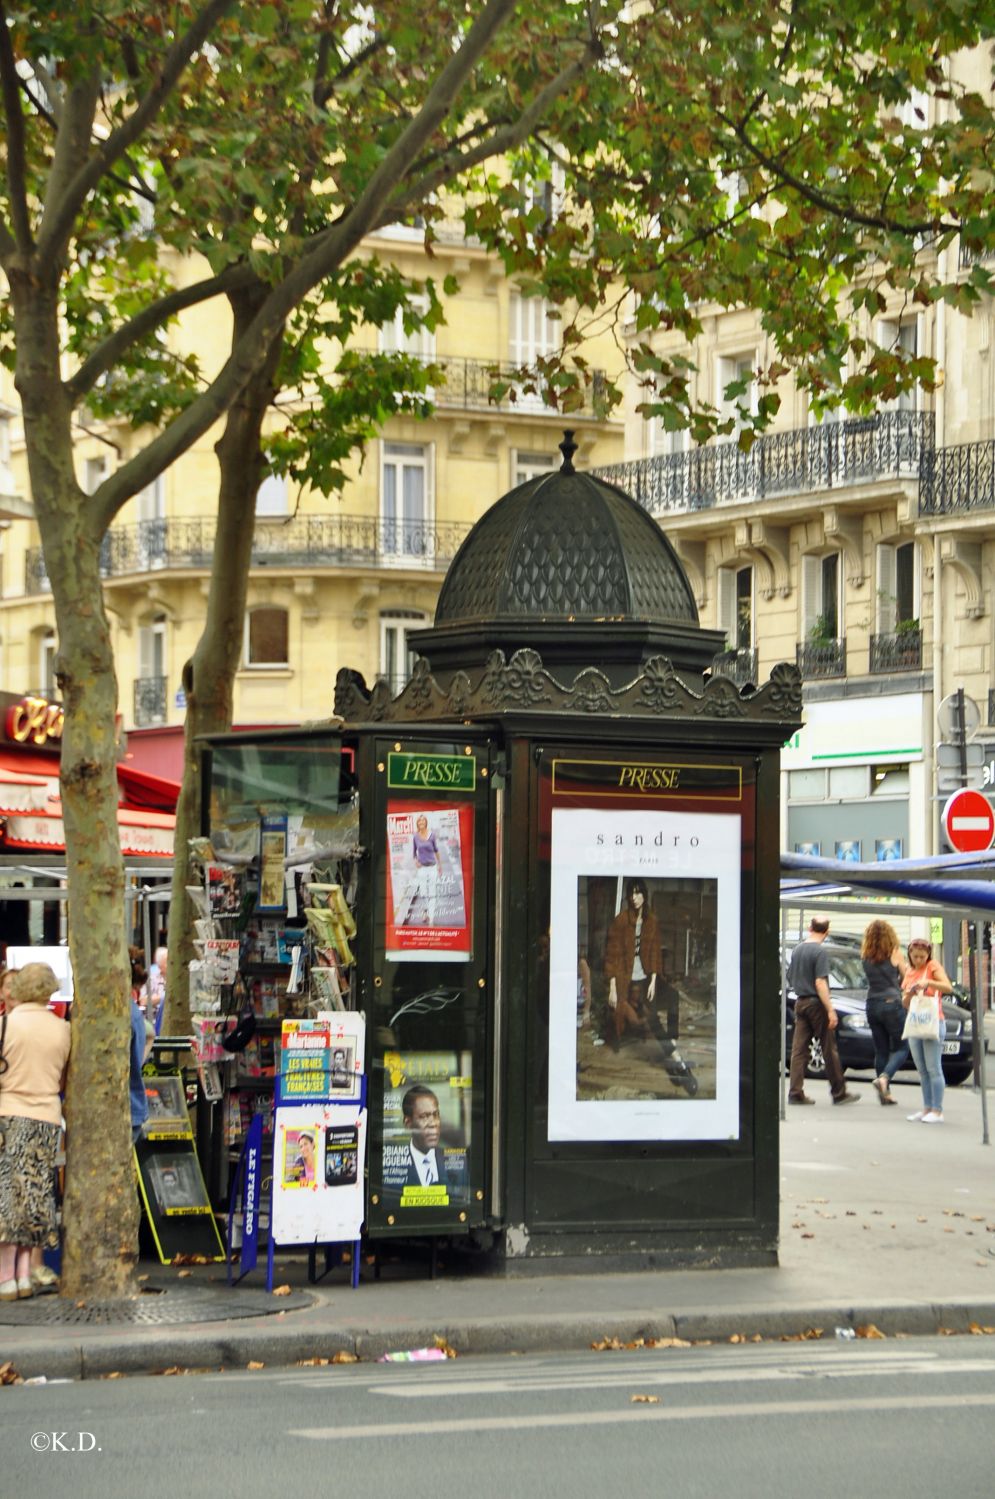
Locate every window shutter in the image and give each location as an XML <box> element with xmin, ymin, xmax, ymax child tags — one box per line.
<box><xmin>717</xmin><ymin>567</ymin><xmax>736</xmax><ymax>644</ymax></box>
<box><xmin>876</xmin><ymin>544</ymin><xmax>897</xmax><ymax>632</ymax></box>
<box><xmin>802</xmin><ymin>555</ymin><xmax>821</xmax><ymax>636</ymax></box>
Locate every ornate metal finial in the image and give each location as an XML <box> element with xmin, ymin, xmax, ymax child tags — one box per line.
<box><xmin>559</xmin><ymin>430</ymin><xmax>577</xmax><ymax>475</ymax></box>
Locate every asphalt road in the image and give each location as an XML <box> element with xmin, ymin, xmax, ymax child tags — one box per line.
<box><xmin>3</xmin><ymin>1338</ymin><xmax>995</xmax><ymax>1498</ymax></box>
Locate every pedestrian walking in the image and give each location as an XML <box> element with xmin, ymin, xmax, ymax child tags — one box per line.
<box><xmin>861</xmin><ymin>919</ymin><xmax>909</xmax><ymax>1105</ymax></box>
<box><xmin>787</xmin><ymin>916</ymin><xmax>859</xmax><ymax>1105</ymax></box>
<box><xmin>901</xmin><ymin>938</ymin><xmax>954</xmax><ymax>1124</ymax></box>
<box><xmin>0</xmin><ymin>962</ymin><xmax>70</xmax><ymax>1301</ymax></box>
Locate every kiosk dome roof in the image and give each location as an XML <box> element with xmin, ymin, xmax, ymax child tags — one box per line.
<box><xmin>434</xmin><ymin>434</ymin><xmax>698</xmax><ymax>627</ymax></box>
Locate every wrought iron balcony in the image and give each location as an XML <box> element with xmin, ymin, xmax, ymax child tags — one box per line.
<box><xmin>869</xmin><ymin>629</ymin><xmax>922</xmax><ymax>674</ymax></box>
<box><xmin>919</xmin><ymin>439</ymin><xmax>995</xmax><ymax>516</ymax></box>
<box><xmin>710</xmin><ymin>646</ymin><xmax>758</xmax><ymax>687</ymax></box>
<box><xmin>958</xmin><ymin>241</ymin><xmax>995</xmax><ymax>271</ymax></box>
<box><xmin>382</xmin><ymin>353</ymin><xmax>608</xmax><ymax>418</ymax></box>
<box><xmin>25</xmin><ymin>513</ymin><xmax>471</xmax><ymax>592</ymax></box>
<box><xmin>594</xmin><ymin>409</ymin><xmax>933</xmax><ymax>517</ymax></box>
<box><xmin>133</xmin><ymin>674</ymin><xmax>167</xmax><ymax>726</ymax></box>
<box><xmin>796</xmin><ymin>637</ymin><xmax>846</xmax><ymax>679</ymax></box>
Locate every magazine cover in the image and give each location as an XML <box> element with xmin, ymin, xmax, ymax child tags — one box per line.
<box><xmin>146</xmin><ymin>1153</ymin><xmax>209</xmax><ymax>1215</ymax></box>
<box><xmin>384</xmin><ymin>802</ymin><xmax>473</xmax><ymax>962</ymax></box>
<box><xmin>378</xmin><ymin>1049</ymin><xmax>472</xmax><ymax>1210</ymax></box>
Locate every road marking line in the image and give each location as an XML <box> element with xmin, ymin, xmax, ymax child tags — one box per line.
<box><xmin>288</xmin><ymin>1390</ymin><xmax>995</xmax><ymax>1439</ymax></box>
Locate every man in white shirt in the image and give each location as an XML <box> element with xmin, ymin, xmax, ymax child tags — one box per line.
<box><xmin>401</xmin><ymin>1085</ymin><xmax>448</xmax><ymax>1188</ymax></box>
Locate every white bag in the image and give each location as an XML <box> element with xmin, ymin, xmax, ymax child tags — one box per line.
<box><xmin>903</xmin><ymin>993</ymin><xmax>940</xmax><ymax>1040</ymax></box>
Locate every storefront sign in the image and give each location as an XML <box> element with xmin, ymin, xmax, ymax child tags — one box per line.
<box><xmin>385</xmin><ymin>801</ymin><xmax>473</xmax><ymax>962</ymax></box>
<box><xmin>377</xmin><ymin>1049</ymin><xmax>472</xmax><ymax>1212</ymax></box>
<box><xmin>387</xmin><ymin>751</ymin><xmax>476</xmax><ymax>791</ymax></box>
<box><xmin>5</xmin><ymin>695</ymin><xmax>63</xmax><ymax>747</ymax></box>
<box><xmin>547</xmin><ymin>802</ymin><xmax>742</xmax><ymax>1145</ymax></box>
<box><xmin>551</xmin><ymin>758</ymin><xmax>742</xmax><ymax>800</ymax></box>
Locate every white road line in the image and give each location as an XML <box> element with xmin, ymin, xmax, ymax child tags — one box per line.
<box><xmin>288</xmin><ymin>1390</ymin><xmax>995</xmax><ymax>1440</ymax></box>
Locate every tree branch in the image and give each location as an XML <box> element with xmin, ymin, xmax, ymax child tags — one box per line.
<box><xmin>66</xmin><ymin>262</ymin><xmax>257</xmax><ymax>403</ymax></box>
<box><xmin>315</xmin><ymin>34</ymin><xmax>385</xmax><ymax>108</ymax></box>
<box><xmin>0</xmin><ymin>1</ymin><xmax>34</xmax><ymax>251</ymax></box>
<box><xmin>38</xmin><ymin>0</ymin><xmax>238</xmax><ymax>262</ymax></box>
<box><xmin>88</xmin><ymin>0</ymin><xmax>523</xmax><ymax>533</ymax></box>
<box><xmin>722</xmin><ymin>111</ymin><xmax>956</xmax><ymax>237</ymax></box>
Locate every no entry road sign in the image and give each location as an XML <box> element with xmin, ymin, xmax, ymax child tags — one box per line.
<box><xmin>941</xmin><ymin>787</ymin><xmax>995</xmax><ymax>852</ymax></box>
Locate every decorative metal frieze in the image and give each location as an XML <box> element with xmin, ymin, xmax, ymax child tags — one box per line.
<box><xmin>334</xmin><ymin>647</ymin><xmax>802</xmax><ymax>728</ymax></box>
<box><xmin>594</xmin><ymin>409</ymin><xmax>932</xmax><ymax>518</ymax></box>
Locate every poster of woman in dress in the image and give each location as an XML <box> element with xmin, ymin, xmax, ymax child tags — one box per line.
<box><xmin>385</xmin><ymin>803</ymin><xmax>473</xmax><ymax>961</ymax></box>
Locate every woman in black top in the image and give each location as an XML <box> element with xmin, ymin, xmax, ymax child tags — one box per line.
<box><xmin>861</xmin><ymin>919</ymin><xmax>909</xmax><ymax>1105</ymax></box>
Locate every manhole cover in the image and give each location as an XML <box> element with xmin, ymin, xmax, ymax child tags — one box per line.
<box><xmin>0</xmin><ymin>1286</ymin><xmax>315</xmax><ymax>1326</ymax></box>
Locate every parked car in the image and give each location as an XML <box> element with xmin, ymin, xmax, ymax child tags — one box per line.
<box><xmin>782</xmin><ymin>942</ymin><xmax>981</xmax><ymax>1086</ymax></box>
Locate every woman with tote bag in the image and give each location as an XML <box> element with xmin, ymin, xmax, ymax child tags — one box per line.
<box><xmin>901</xmin><ymin>939</ymin><xmax>954</xmax><ymax>1124</ymax></box>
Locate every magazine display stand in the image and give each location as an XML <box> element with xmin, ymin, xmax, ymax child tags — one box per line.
<box><xmin>135</xmin><ymin>1067</ymin><xmax>225</xmax><ymax>1264</ymax></box>
<box><xmin>226</xmin><ymin>1015</ymin><xmax>367</xmax><ymax>1290</ymax></box>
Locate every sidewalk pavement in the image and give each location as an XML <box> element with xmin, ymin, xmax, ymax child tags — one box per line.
<box><xmin>2</xmin><ymin>1073</ymin><xmax>993</xmax><ymax>1381</ymax></box>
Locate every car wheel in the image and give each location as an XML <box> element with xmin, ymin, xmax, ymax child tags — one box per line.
<box><xmin>805</xmin><ymin>1037</ymin><xmax>828</xmax><ymax>1079</ymax></box>
<box><xmin>942</xmin><ymin>1063</ymin><xmax>972</xmax><ymax>1087</ymax></box>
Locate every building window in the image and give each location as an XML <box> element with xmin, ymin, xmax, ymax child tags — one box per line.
<box><xmin>509</xmin><ymin>293</ymin><xmax>559</xmax><ymax>367</ymax></box>
<box><xmin>876</xmin><ymin>541</ymin><xmax>918</xmax><ymax>631</ymax></box>
<box><xmin>716</xmin><ymin>352</ymin><xmax>757</xmax><ymax>435</ymax></box>
<box><xmin>379</xmin><ymin>610</ymin><xmax>428</xmax><ymax>695</ymax></box>
<box><xmin>381</xmin><ymin>441</ymin><xmax>432</xmax><ymax>559</ymax></box>
<box><xmin>244</xmin><ymin>606</ymin><xmax>289</xmax><ymax>667</ymax></box>
<box><xmin>135</xmin><ymin>614</ymin><xmax>167</xmax><ymax>725</ymax></box>
<box><xmin>83</xmin><ymin>455</ymin><xmax>109</xmax><ymax>495</ymax></box>
<box><xmin>802</xmin><ymin>551</ymin><xmax>841</xmax><ymax>641</ymax></box>
<box><xmin>718</xmin><ymin>565</ymin><xmax>753</xmax><ymax>650</ymax></box>
<box><xmin>878</xmin><ymin>317</ymin><xmax>922</xmax><ymax>413</ymax></box>
<box><xmin>40</xmin><ymin>629</ymin><xmax>57</xmax><ymax>696</ymax></box>
<box><xmin>513</xmin><ymin>450</ymin><xmax>557</xmax><ymax>486</ymax></box>
<box><xmin>648</xmin><ymin>417</ymin><xmax>689</xmax><ymax>459</ymax></box>
<box><xmin>255</xmin><ymin>474</ymin><xmax>287</xmax><ymax>517</ymax></box>
<box><xmin>379</xmin><ymin>294</ymin><xmax>434</xmax><ymax>360</ymax></box>
<box><xmin>137</xmin><ymin>474</ymin><xmax>166</xmax><ymax>568</ymax></box>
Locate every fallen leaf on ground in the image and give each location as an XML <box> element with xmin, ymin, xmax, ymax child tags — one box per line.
<box><xmin>855</xmin><ymin>1325</ymin><xmax>886</xmax><ymax>1339</ymax></box>
<box><xmin>592</xmin><ymin>1336</ymin><xmax>624</xmax><ymax>1351</ymax></box>
<box><xmin>916</xmin><ymin>1217</ymin><xmax>928</xmax><ymax>1223</ymax></box>
<box><xmin>750</xmin><ymin>1334</ymin><xmax>764</xmax><ymax>1343</ymax></box>
<box><xmin>791</xmin><ymin>1221</ymin><xmax>806</xmax><ymax>1229</ymax></box>
<box><xmin>331</xmin><ymin>1350</ymin><xmax>358</xmax><ymax>1364</ymax></box>
<box><xmin>968</xmin><ymin>1323</ymin><xmax>995</xmax><ymax>1335</ymax></box>
<box><xmin>159</xmin><ymin>1366</ymin><xmax>186</xmax><ymax>1376</ymax></box>
<box><xmin>104</xmin><ymin>1371</ymin><xmax>123</xmax><ymax>1379</ymax></box>
<box><xmin>728</xmin><ymin>1334</ymin><xmax>746</xmax><ymax>1344</ymax></box>
<box><xmin>781</xmin><ymin>1328</ymin><xmax>824</xmax><ymax>1342</ymax></box>
<box><xmin>630</xmin><ymin>1394</ymin><xmax>660</xmax><ymax>1404</ymax></box>
<box><xmin>938</xmin><ymin>1327</ymin><xmax>957</xmax><ymax>1336</ymax></box>
<box><xmin>298</xmin><ymin>1357</ymin><xmax>331</xmax><ymax>1366</ymax></box>
<box><xmin>971</xmin><ymin>1215</ymin><xmax>986</xmax><ymax>1222</ymax></box>
<box><xmin>0</xmin><ymin>1361</ymin><xmax>23</xmax><ymax>1385</ymax></box>
<box><xmin>172</xmin><ymin>1253</ymin><xmax>213</xmax><ymax>1265</ymax></box>
<box><xmin>247</xmin><ymin>1361</ymin><xmax>265</xmax><ymax>1370</ymax></box>
<box><xmin>845</xmin><ymin>1211</ymin><xmax>856</xmax><ymax>1217</ymax></box>
<box><xmin>177</xmin><ymin>1269</ymin><xmax>192</xmax><ymax>1278</ymax></box>
<box><xmin>801</xmin><ymin>1232</ymin><xmax>815</xmax><ymax>1240</ymax></box>
<box><xmin>434</xmin><ymin>1336</ymin><xmax>458</xmax><ymax>1359</ymax></box>
<box><xmin>271</xmin><ymin>1284</ymin><xmax>292</xmax><ymax>1296</ymax></box>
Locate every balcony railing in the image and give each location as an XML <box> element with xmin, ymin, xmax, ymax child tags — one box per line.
<box><xmin>710</xmin><ymin>646</ymin><xmax>758</xmax><ymax>687</ymax></box>
<box><xmin>919</xmin><ymin>439</ymin><xmax>995</xmax><ymax>516</ymax></box>
<box><xmin>797</xmin><ymin>637</ymin><xmax>846</xmax><ymax>679</ymax></box>
<box><xmin>594</xmin><ymin>410</ymin><xmax>933</xmax><ymax>517</ymax></box>
<box><xmin>25</xmin><ymin>513</ymin><xmax>471</xmax><ymax>592</ymax></box>
<box><xmin>376</xmin><ymin>353</ymin><xmax>608</xmax><ymax>418</ymax></box>
<box><xmin>133</xmin><ymin>675</ymin><xmax>167</xmax><ymax>726</ymax></box>
<box><xmin>869</xmin><ymin>629</ymin><xmax>922</xmax><ymax>674</ymax></box>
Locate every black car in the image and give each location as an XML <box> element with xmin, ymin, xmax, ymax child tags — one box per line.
<box><xmin>782</xmin><ymin>942</ymin><xmax>979</xmax><ymax>1086</ymax></box>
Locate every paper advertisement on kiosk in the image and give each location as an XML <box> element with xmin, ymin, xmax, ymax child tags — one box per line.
<box><xmin>378</xmin><ymin>1050</ymin><xmax>471</xmax><ymax>1210</ymax></box>
<box><xmin>272</xmin><ymin>1105</ymin><xmax>366</xmax><ymax>1244</ymax></box>
<box><xmin>548</xmin><ymin>806</ymin><xmax>742</xmax><ymax>1144</ymax></box>
<box><xmin>384</xmin><ymin>803</ymin><xmax>473</xmax><ymax>962</ymax></box>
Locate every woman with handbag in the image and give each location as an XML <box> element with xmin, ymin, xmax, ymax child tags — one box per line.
<box><xmin>901</xmin><ymin>939</ymin><xmax>954</xmax><ymax>1124</ymax></box>
<box><xmin>861</xmin><ymin>919</ymin><xmax>909</xmax><ymax>1105</ymax></box>
<box><xmin>0</xmin><ymin>963</ymin><xmax>70</xmax><ymax>1299</ymax></box>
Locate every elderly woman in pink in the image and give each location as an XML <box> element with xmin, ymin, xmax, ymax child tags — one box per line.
<box><xmin>0</xmin><ymin>963</ymin><xmax>70</xmax><ymax>1300</ymax></box>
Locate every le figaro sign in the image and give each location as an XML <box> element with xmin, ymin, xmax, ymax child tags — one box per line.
<box><xmin>5</xmin><ymin>695</ymin><xmax>64</xmax><ymax>748</ymax></box>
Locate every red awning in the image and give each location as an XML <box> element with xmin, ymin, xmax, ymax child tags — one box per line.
<box><xmin>0</xmin><ymin>748</ymin><xmax>177</xmax><ymax>856</ymax></box>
